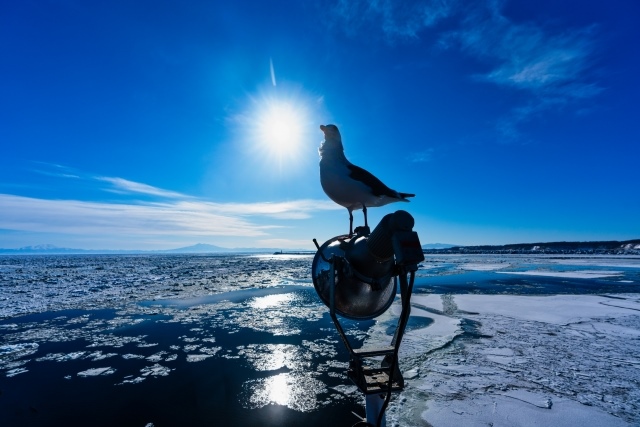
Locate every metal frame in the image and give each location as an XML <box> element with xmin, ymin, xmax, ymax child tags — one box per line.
<box><xmin>315</xmin><ymin>246</ymin><xmax>416</xmax><ymax>427</ymax></box>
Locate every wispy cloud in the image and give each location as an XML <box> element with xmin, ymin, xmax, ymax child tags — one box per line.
<box><xmin>472</xmin><ymin>18</ymin><xmax>601</xmax><ymax>138</ymax></box>
<box><xmin>97</xmin><ymin>176</ymin><xmax>191</xmax><ymax>199</ymax></box>
<box><xmin>326</xmin><ymin>0</ymin><xmax>602</xmax><ymax>139</ymax></box>
<box><xmin>197</xmin><ymin>199</ymin><xmax>340</xmax><ymax>219</ymax></box>
<box><xmin>329</xmin><ymin>0</ymin><xmax>456</xmax><ymax>41</ymax></box>
<box><xmin>0</xmin><ymin>170</ymin><xmax>341</xmax><ymax>245</ymax></box>
<box><xmin>409</xmin><ymin>148</ymin><xmax>435</xmax><ymax>163</ymax></box>
<box><xmin>452</xmin><ymin>7</ymin><xmax>601</xmax><ymax>99</ymax></box>
<box><xmin>31</xmin><ymin>162</ymin><xmax>82</xmax><ymax>179</ymax></box>
<box><xmin>0</xmin><ymin>193</ymin><xmax>340</xmax><ymax>240</ymax></box>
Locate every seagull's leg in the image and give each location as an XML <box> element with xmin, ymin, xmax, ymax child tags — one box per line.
<box><xmin>348</xmin><ymin>209</ymin><xmax>354</xmax><ymax>236</ymax></box>
<box><xmin>362</xmin><ymin>204</ymin><xmax>368</xmax><ymax>228</ymax></box>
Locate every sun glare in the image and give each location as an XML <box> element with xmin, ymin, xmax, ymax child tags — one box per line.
<box><xmin>235</xmin><ymin>87</ymin><xmax>324</xmax><ymax>173</ymax></box>
<box><xmin>257</xmin><ymin>101</ymin><xmax>305</xmax><ymax>156</ymax></box>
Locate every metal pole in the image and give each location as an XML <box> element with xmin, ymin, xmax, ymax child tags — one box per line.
<box><xmin>366</xmin><ymin>394</ymin><xmax>386</xmax><ymax>427</ymax></box>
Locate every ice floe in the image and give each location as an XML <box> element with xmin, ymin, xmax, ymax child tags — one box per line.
<box><xmin>140</xmin><ymin>363</ymin><xmax>171</xmax><ymax>377</ymax></box>
<box><xmin>77</xmin><ymin>366</ymin><xmax>116</xmax><ymax>377</ymax></box>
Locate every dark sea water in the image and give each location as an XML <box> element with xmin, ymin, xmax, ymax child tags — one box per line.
<box><xmin>1</xmin><ymin>254</ymin><xmax>639</xmax><ymax>426</ymax></box>
<box><xmin>1</xmin><ymin>287</ymin><xmax>373</xmax><ymax>427</ymax></box>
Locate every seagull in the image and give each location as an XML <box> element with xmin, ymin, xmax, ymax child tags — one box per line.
<box><xmin>319</xmin><ymin>124</ymin><xmax>415</xmax><ymax>236</ymax></box>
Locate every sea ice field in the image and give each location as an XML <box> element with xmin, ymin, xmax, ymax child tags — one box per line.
<box><xmin>1</xmin><ymin>253</ymin><xmax>639</xmax><ymax>426</ymax></box>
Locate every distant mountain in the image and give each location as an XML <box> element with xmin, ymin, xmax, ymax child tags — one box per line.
<box><xmin>0</xmin><ymin>245</ymin><xmax>97</xmax><ymax>254</ymax></box>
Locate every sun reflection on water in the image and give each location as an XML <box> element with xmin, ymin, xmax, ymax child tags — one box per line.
<box><xmin>243</xmin><ymin>371</ymin><xmax>326</xmax><ymax>412</ymax></box>
<box><xmin>267</xmin><ymin>373</ymin><xmax>291</xmax><ymax>406</ymax></box>
<box><xmin>240</xmin><ymin>342</ymin><xmax>327</xmax><ymax>412</ymax></box>
<box><xmin>249</xmin><ymin>292</ymin><xmax>295</xmax><ymax>309</ymax></box>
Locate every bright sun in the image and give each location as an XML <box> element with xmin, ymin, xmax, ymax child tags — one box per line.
<box><xmin>259</xmin><ymin>102</ymin><xmax>304</xmax><ymax>150</ymax></box>
<box><xmin>237</xmin><ymin>88</ymin><xmax>321</xmax><ymax>173</ymax></box>
<box><xmin>256</xmin><ymin>100</ymin><xmax>306</xmax><ymax>157</ymax></box>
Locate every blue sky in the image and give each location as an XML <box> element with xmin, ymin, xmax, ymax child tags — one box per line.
<box><xmin>1</xmin><ymin>0</ymin><xmax>639</xmax><ymax>250</ymax></box>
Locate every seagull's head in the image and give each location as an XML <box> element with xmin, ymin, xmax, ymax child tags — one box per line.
<box><xmin>319</xmin><ymin>124</ymin><xmax>344</xmax><ymax>158</ymax></box>
<box><xmin>320</xmin><ymin>124</ymin><xmax>341</xmax><ymax>141</ymax></box>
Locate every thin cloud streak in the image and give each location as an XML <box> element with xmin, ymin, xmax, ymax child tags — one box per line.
<box><xmin>199</xmin><ymin>200</ymin><xmax>341</xmax><ymax>219</ymax></box>
<box><xmin>97</xmin><ymin>176</ymin><xmax>191</xmax><ymax>199</ymax></box>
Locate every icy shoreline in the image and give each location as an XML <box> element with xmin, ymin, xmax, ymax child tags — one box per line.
<box><xmin>377</xmin><ymin>293</ymin><xmax>640</xmax><ymax>426</ymax></box>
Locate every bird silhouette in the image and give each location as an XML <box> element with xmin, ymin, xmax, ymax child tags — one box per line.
<box><xmin>319</xmin><ymin>124</ymin><xmax>415</xmax><ymax>236</ymax></box>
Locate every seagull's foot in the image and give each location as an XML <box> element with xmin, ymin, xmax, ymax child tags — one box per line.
<box><xmin>353</xmin><ymin>225</ymin><xmax>370</xmax><ymax>237</ymax></box>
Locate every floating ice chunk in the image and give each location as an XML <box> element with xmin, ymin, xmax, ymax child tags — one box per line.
<box><xmin>65</xmin><ymin>351</ymin><xmax>87</xmax><ymax>361</ymax></box>
<box><xmin>146</xmin><ymin>351</ymin><xmax>167</xmax><ymax>362</ymax></box>
<box><xmin>118</xmin><ymin>376</ymin><xmax>145</xmax><ymax>385</ymax></box>
<box><xmin>77</xmin><ymin>367</ymin><xmax>116</xmax><ymax>377</ymax></box>
<box><xmin>183</xmin><ymin>344</ymin><xmax>201</xmax><ymax>352</ymax></box>
<box><xmin>186</xmin><ymin>354</ymin><xmax>213</xmax><ymax>362</ymax></box>
<box><xmin>36</xmin><ymin>353</ymin><xmax>64</xmax><ymax>362</ymax></box>
<box><xmin>404</xmin><ymin>368</ymin><xmax>419</xmax><ymax>379</ymax></box>
<box><xmin>140</xmin><ymin>363</ymin><xmax>171</xmax><ymax>377</ymax></box>
<box><xmin>36</xmin><ymin>351</ymin><xmax>86</xmax><ymax>362</ymax></box>
<box><xmin>86</xmin><ymin>351</ymin><xmax>118</xmax><ymax>361</ymax></box>
<box><xmin>121</xmin><ymin>353</ymin><xmax>145</xmax><ymax>360</ymax></box>
<box><xmin>6</xmin><ymin>367</ymin><xmax>28</xmax><ymax>377</ymax></box>
<box><xmin>1</xmin><ymin>342</ymin><xmax>39</xmax><ymax>358</ymax></box>
<box><xmin>198</xmin><ymin>346</ymin><xmax>221</xmax><ymax>355</ymax></box>
<box><xmin>330</xmin><ymin>384</ymin><xmax>359</xmax><ymax>396</ymax></box>
<box><xmin>0</xmin><ymin>323</ymin><xmax>19</xmax><ymax>330</ymax></box>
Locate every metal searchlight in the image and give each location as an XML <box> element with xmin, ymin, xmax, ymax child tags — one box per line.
<box><xmin>312</xmin><ymin>210</ymin><xmax>424</xmax><ymax>427</ymax></box>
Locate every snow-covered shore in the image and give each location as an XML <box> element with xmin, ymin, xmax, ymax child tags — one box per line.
<box><xmin>379</xmin><ymin>293</ymin><xmax>640</xmax><ymax>426</ymax></box>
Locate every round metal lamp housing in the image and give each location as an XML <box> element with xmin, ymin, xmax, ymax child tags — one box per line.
<box><xmin>312</xmin><ymin>236</ymin><xmax>396</xmax><ymax>320</ymax></box>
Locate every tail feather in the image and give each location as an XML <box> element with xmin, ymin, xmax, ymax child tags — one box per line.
<box><xmin>399</xmin><ymin>192</ymin><xmax>415</xmax><ymax>199</ymax></box>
